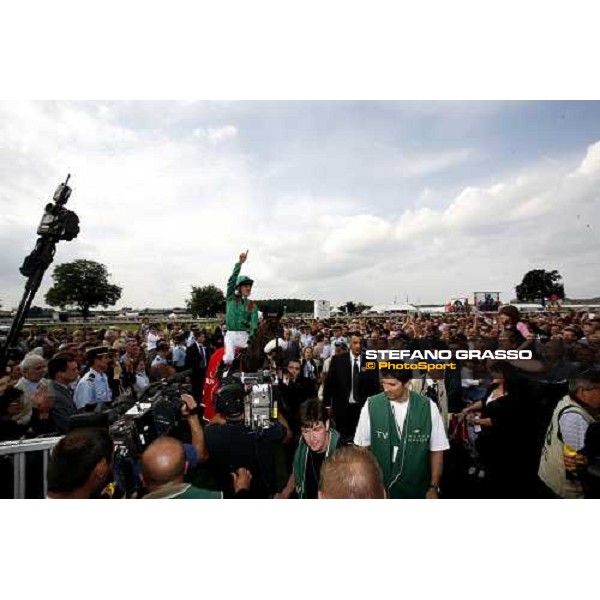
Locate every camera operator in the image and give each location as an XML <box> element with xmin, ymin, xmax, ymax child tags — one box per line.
<box><xmin>179</xmin><ymin>393</ymin><xmax>209</xmax><ymax>465</ymax></box>
<box><xmin>141</xmin><ymin>436</ymin><xmax>252</xmax><ymax>499</ymax></box>
<box><xmin>205</xmin><ymin>384</ymin><xmax>287</xmax><ymax>498</ymax></box>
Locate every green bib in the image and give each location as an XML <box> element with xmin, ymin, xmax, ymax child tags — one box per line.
<box><xmin>175</xmin><ymin>485</ymin><xmax>223</xmax><ymax>500</ymax></box>
<box><xmin>368</xmin><ymin>391</ymin><xmax>432</xmax><ymax>499</ymax></box>
<box><xmin>293</xmin><ymin>428</ymin><xmax>341</xmax><ymax>499</ymax></box>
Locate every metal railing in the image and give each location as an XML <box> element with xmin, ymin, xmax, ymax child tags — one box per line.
<box><xmin>0</xmin><ymin>436</ymin><xmax>63</xmax><ymax>499</ymax></box>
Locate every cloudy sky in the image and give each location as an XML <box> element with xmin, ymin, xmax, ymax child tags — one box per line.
<box><xmin>1</xmin><ymin>100</ymin><xmax>599</xmax><ymax>310</ymax></box>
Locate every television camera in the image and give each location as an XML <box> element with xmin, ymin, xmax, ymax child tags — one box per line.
<box><xmin>220</xmin><ymin>370</ymin><xmax>280</xmax><ymax>431</ymax></box>
<box><xmin>108</xmin><ymin>376</ymin><xmax>193</xmax><ymax>459</ymax></box>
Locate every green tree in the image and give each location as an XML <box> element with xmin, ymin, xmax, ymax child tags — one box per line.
<box><xmin>45</xmin><ymin>260</ymin><xmax>122</xmax><ymax>319</ymax></box>
<box><xmin>187</xmin><ymin>284</ymin><xmax>226</xmax><ymax>317</ymax></box>
<box><xmin>343</xmin><ymin>301</ymin><xmax>357</xmax><ymax>314</ymax></box>
<box><xmin>515</xmin><ymin>269</ymin><xmax>565</xmax><ymax>306</ymax></box>
<box><xmin>355</xmin><ymin>302</ymin><xmax>372</xmax><ymax>314</ymax></box>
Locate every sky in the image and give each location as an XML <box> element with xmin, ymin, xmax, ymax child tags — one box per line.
<box><xmin>1</xmin><ymin>100</ymin><xmax>599</xmax><ymax>311</ymax></box>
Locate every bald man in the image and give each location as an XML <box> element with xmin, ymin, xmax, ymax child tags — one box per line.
<box><xmin>141</xmin><ymin>436</ymin><xmax>251</xmax><ymax>499</ymax></box>
<box><xmin>318</xmin><ymin>446</ymin><xmax>386</xmax><ymax>499</ymax></box>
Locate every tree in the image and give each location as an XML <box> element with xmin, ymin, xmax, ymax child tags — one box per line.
<box><xmin>515</xmin><ymin>269</ymin><xmax>565</xmax><ymax>306</ymax></box>
<box><xmin>28</xmin><ymin>306</ymin><xmax>54</xmax><ymax>318</ymax></box>
<box><xmin>45</xmin><ymin>260</ymin><xmax>122</xmax><ymax>319</ymax></box>
<box><xmin>343</xmin><ymin>301</ymin><xmax>357</xmax><ymax>314</ymax></box>
<box><xmin>187</xmin><ymin>284</ymin><xmax>225</xmax><ymax>317</ymax></box>
<box><xmin>355</xmin><ymin>302</ymin><xmax>372</xmax><ymax>314</ymax></box>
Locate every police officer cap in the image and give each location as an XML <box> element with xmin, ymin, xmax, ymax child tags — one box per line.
<box><xmin>86</xmin><ymin>346</ymin><xmax>110</xmax><ymax>362</ymax></box>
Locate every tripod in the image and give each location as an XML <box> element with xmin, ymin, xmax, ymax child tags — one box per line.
<box><xmin>0</xmin><ymin>175</ymin><xmax>79</xmax><ymax>373</ymax></box>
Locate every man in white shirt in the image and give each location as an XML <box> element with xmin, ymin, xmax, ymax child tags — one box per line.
<box><xmin>146</xmin><ymin>324</ymin><xmax>160</xmax><ymax>352</ymax></box>
<box><xmin>354</xmin><ymin>367</ymin><xmax>449</xmax><ymax>498</ymax></box>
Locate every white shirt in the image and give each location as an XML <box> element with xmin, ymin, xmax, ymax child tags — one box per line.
<box><xmin>354</xmin><ymin>396</ymin><xmax>450</xmax><ymax>452</ymax></box>
<box><xmin>146</xmin><ymin>332</ymin><xmax>160</xmax><ymax>351</ymax></box>
<box><xmin>151</xmin><ymin>355</ymin><xmax>168</xmax><ymax>367</ymax></box>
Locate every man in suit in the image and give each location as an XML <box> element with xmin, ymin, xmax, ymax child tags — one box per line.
<box><xmin>323</xmin><ymin>332</ymin><xmax>380</xmax><ymax>443</ymax></box>
<box><xmin>185</xmin><ymin>330</ymin><xmax>210</xmax><ymax>405</ymax></box>
<box><xmin>46</xmin><ymin>352</ymin><xmax>79</xmax><ymax>434</ymax></box>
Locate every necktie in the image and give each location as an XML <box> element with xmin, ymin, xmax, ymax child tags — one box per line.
<box><xmin>353</xmin><ymin>358</ymin><xmax>360</xmax><ymax>403</ymax></box>
<box><xmin>199</xmin><ymin>344</ymin><xmax>206</xmax><ymax>368</ymax></box>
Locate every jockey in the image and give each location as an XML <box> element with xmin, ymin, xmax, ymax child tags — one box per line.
<box><xmin>223</xmin><ymin>250</ymin><xmax>259</xmax><ymax>365</ymax></box>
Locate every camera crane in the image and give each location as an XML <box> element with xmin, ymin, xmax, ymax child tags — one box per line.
<box><xmin>0</xmin><ymin>175</ymin><xmax>80</xmax><ymax>373</ymax></box>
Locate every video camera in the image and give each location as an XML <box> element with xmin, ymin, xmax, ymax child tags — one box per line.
<box><xmin>20</xmin><ymin>175</ymin><xmax>80</xmax><ymax>278</ymax></box>
<box><xmin>67</xmin><ymin>372</ymin><xmax>193</xmax><ymax>460</ymax></box>
<box><xmin>231</xmin><ymin>370</ymin><xmax>279</xmax><ymax>431</ymax></box>
<box><xmin>108</xmin><ymin>378</ymin><xmax>193</xmax><ymax>459</ymax></box>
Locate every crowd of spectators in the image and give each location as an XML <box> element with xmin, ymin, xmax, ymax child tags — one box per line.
<box><xmin>1</xmin><ymin>306</ymin><xmax>599</xmax><ymax>498</ymax></box>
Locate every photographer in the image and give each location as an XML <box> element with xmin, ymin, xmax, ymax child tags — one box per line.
<box><xmin>141</xmin><ymin>436</ymin><xmax>251</xmax><ymax>499</ymax></box>
<box><xmin>179</xmin><ymin>393</ymin><xmax>209</xmax><ymax>465</ymax></box>
<box><xmin>205</xmin><ymin>384</ymin><xmax>287</xmax><ymax>498</ymax></box>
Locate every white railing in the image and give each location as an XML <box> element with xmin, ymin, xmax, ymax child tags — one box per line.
<box><xmin>0</xmin><ymin>436</ymin><xmax>63</xmax><ymax>499</ymax></box>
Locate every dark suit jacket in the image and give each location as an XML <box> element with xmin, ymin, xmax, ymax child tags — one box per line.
<box><xmin>323</xmin><ymin>352</ymin><xmax>380</xmax><ymax>420</ymax></box>
<box><xmin>47</xmin><ymin>380</ymin><xmax>76</xmax><ymax>434</ymax></box>
<box><xmin>185</xmin><ymin>343</ymin><xmax>210</xmax><ymax>398</ymax></box>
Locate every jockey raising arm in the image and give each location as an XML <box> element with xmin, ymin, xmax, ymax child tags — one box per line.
<box><xmin>223</xmin><ymin>250</ymin><xmax>259</xmax><ymax>365</ymax></box>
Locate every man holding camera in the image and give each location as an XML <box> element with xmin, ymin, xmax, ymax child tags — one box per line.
<box><xmin>141</xmin><ymin>436</ymin><xmax>252</xmax><ymax>499</ymax></box>
<box><xmin>223</xmin><ymin>250</ymin><xmax>259</xmax><ymax>366</ymax></box>
<box><xmin>205</xmin><ymin>384</ymin><xmax>287</xmax><ymax>498</ymax></box>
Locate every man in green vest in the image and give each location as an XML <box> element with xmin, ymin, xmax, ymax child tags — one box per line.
<box><xmin>224</xmin><ymin>250</ymin><xmax>259</xmax><ymax>365</ymax></box>
<box><xmin>538</xmin><ymin>369</ymin><xmax>600</xmax><ymax>498</ymax></box>
<box><xmin>354</xmin><ymin>367</ymin><xmax>449</xmax><ymax>499</ymax></box>
<box><xmin>141</xmin><ymin>436</ymin><xmax>252</xmax><ymax>499</ymax></box>
<box><xmin>274</xmin><ymin>399</ymin><xmax>341</xmax><ymax>499</ymax></box>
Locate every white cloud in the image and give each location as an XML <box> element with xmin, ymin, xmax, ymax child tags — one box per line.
<box><xmin>193</xmin><ymin>125</ymin><xmax>238</xmax><ymax>144</ymax></box>
<box><xmin>397</xmin><ymin>148</ymin><xmax>473</xmax><ymax>177</ymax></box>
<box><xmin>1</xmin><ymin>102</ymin><xmax>599</xmax><ymax>310</ymax></box>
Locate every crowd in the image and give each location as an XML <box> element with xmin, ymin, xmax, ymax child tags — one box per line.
<box><xmin>1</xmin><ymin>304</ymin><xmax>600</xmax><ymax>499</ymax></box>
